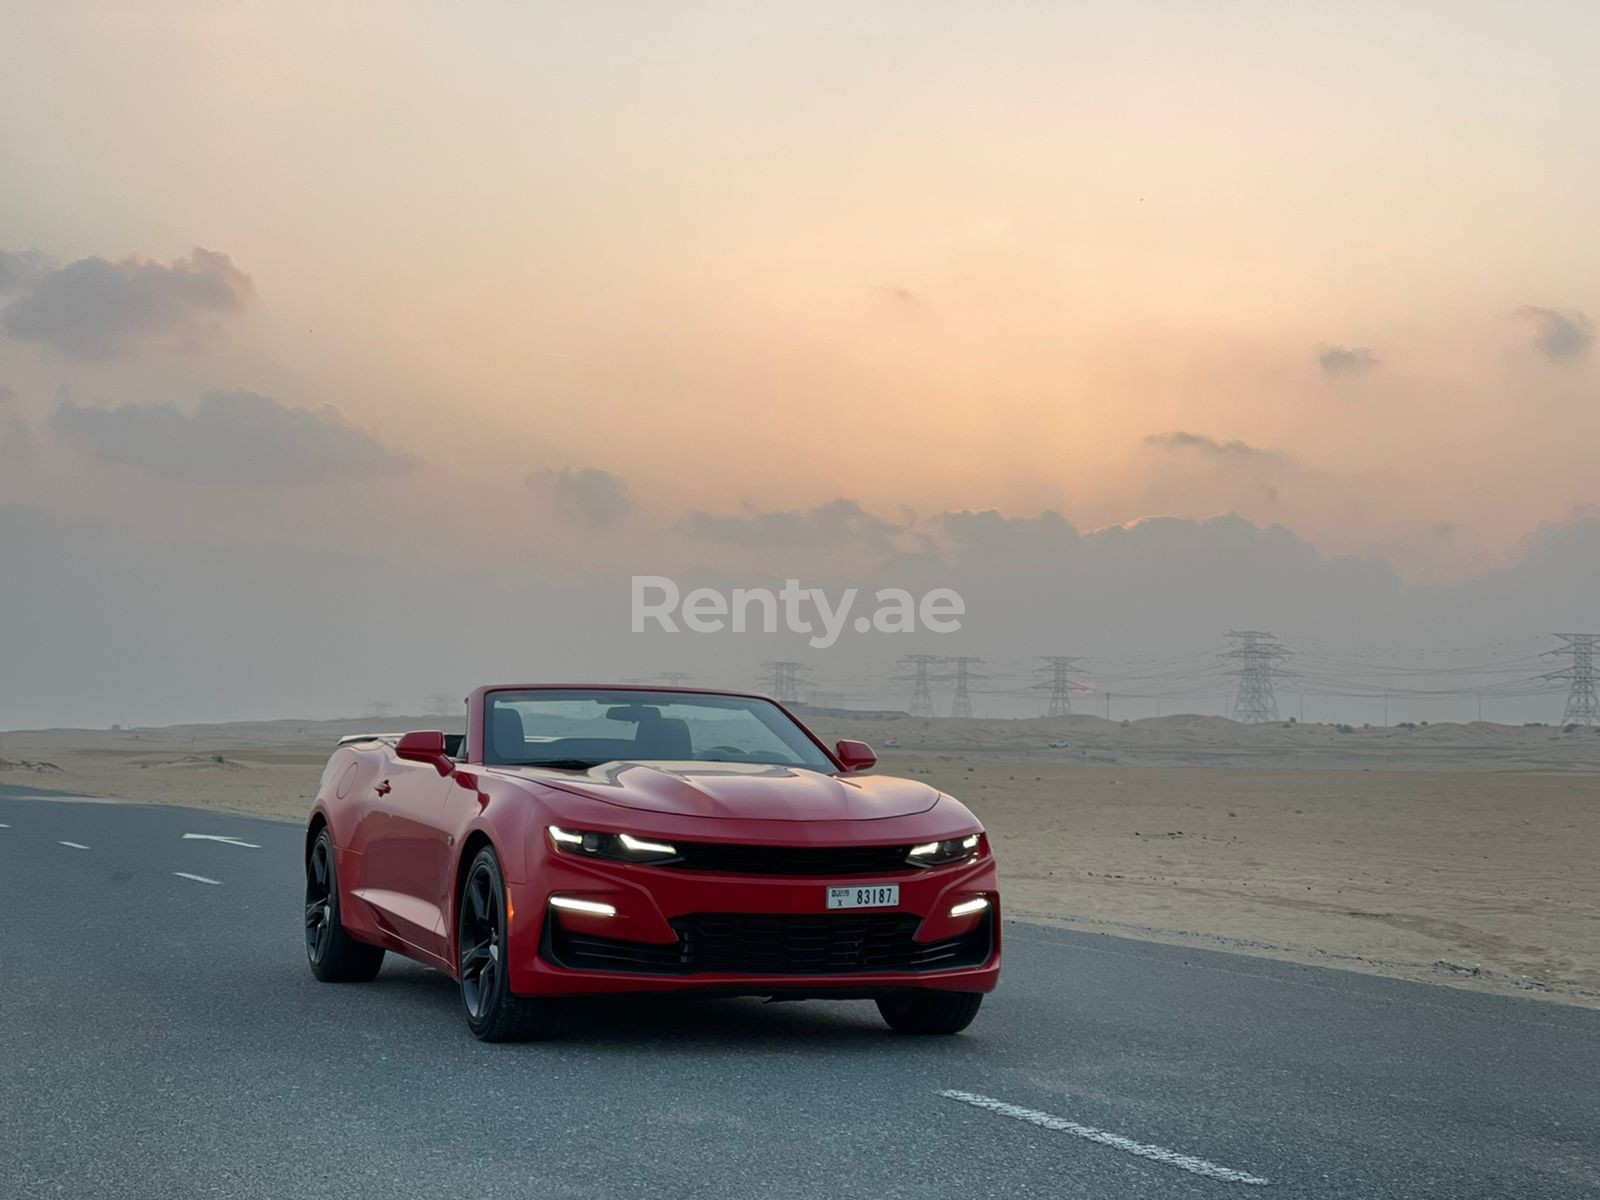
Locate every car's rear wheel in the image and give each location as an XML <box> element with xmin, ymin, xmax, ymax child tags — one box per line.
<box><xmin>876</xmin><ymin>990</ymin><xmax>984</xmax><ymax>1035</ymax></box>
<box><xmin>305</xmin><ymin>828</ymin><xmax>385</xmax><ymax>982</ymax></box>
<box><xmin>457</xmin><ymin>847</ymin><xmax>559</xmax><ymax>1042</ymax></box>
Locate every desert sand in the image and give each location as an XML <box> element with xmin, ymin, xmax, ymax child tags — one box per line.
<box><xmin>3</xmin><ymin>712</ymin><xmax>1596</xmax><ymax>1007</ymax></box>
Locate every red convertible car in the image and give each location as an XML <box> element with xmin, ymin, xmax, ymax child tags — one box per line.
<box><xmin>304</xmin><ymin>685</ymin><xmax>1001</xmax><ymax>1040</ymax></box>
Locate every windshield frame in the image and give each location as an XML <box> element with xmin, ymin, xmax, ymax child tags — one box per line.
<box><xmin>475</xmin><ymin>686</ymin><xmax>843</xmax><ymax>772</ymax></box>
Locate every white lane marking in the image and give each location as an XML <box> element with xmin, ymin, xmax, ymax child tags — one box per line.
<box><xmin>58</xmin><ymin>840</ymin><xmax>90</xmax><ymax>850</ymax></box>
<box><xmin>182</xmin><ymin>833</ymin><xmax>260</xmax><ymax>849</ymax></box>
<box><xmin>173</xmin><ymin>872</ymin><xmax>222</xmax><ymax>886</ymax></box>
<box><xmin>938</xmin><ymin>1090</ymin><xmax>1269</xmax><ymax>1186</ymax></box>
<box><xmin>0</xmin><ymin>822</ymin><xmax>10</xmax><ymax>828</ymax></box>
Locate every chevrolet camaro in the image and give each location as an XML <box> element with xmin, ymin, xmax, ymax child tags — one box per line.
<box><xmin>303</xmin><ymin>684</ymin><xmax>1000</xmax><ymax>1040</ymax></box>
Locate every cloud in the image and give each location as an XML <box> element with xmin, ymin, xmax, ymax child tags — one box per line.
<box><xmin>934</xmin><ymin>509</ymin><xmax>1078</xmax><ymax>555</ymax></box>
<box><xmin>1143</xmin><ymin>431</ymin><xmax>1278</xmax><ymax>460</ymax></box>
<box><xmin>5</xmin><ymin>494</ymin><xmax>1598</xmax><ymax>727</ymax></box>
<box><xmin>49</xmin><ymin>390</ymin><xmax>418</xmax><ymax>485</ymax></box>
<box><xmin>526</xmin><ymin>466</ymin><xmax>635</xmax><ymax>528</ymax></box>
<box><xmin>0</xmin><ymin>385</ymin><xmax>29</xmax><ymax>462</ymax></box>
<box><xmin>873</xmin><ymin>284</ymin><xmax>921</xmax><ymax>305</ymax></box>
<box><xmin>1136</xmin><ymin>431</ymin><xmax>1298</xmax><ymax>520</ymax></box>
<box><xmin>678</xmin><ymin>498</ymin><xmax>905</xmax><ymax>551</ymax></box>
<box><xmin>1</xmin><ymin>247</ymin><xmax>253</xmax><ymax>357</ymax></box>
<box><xmin>0</xmin><ymin>417</ymin><xmax>34</xmax><ymax>463</ymax></box>
<box><xmin>1515</xmin><ymin>306</ymin><xmax>1593</xmax><ymax>361</ymax></box>
<box><xmin>1317</xmin><ymin>344</ymin><xmax>1379</xmax><ymax>377</ymax></box>
<box><xmin>0</xmin><ymin>249</ymin><xmax>54</xmax><ymax>293</ymax></box>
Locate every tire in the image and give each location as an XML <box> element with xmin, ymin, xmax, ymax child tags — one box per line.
<box><xmin>876</xmin><ymin>990</ymin><xmax>984</xmax><ymax>1035</ymax></box>
<box><xmin>456</xmin><ymin>847</ymin><xmax>560</xmax><ymax>1042</ymax></box>
<box><xmin>305</xmin><ymin>828</ymin><xmax>385</xmax><ymax>982</ymax></box>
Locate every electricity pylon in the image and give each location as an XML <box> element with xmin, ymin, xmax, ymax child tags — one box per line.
<box><xmin>896</xmin><ymin>655</ymin><xmax>942</xmax><ymax>718</ymax></box>
<box><xmin>1034</xmin><ymin>656</ymin><xmax>1082</xmax><ymax>717</ymax></box>
<box><xmin>1539</xmin><ymin>633</ymin><xmax>1600</xmax><ymax>725</ymax></box>
<box><xmin>1221</xmin><ymin>631</ymin><xmax>1297</xmax><ymax>723</ymax></box>
<box><xmin>941</xmin><ymin>656</ymin><xmax>986</xmax><ymax>719</ymax></box>
<box><xmin>657</xmin><ymin>672</ymin><xmax>692</xmax><ymax>687</ymax></box>
<box><xmin>761</xmin><ymin>661</ymin><xmax>809</xmax><ymax>704</ymax></box>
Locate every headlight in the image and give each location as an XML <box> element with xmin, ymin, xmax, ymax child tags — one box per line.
<box><xmin>906</xmin><ymin>833</ymin><xmax>981</xmax><ymax>867</ymax></box>
<box><xmin>548</xmin><ymin>825</ymin><xmax>680</xmax><ymax>865</ymax></box>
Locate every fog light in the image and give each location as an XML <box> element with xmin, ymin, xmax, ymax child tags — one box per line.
<box><xmin>550</xmin><ymin>895</ymin><xmax>617</xmax><ymax>917</ymax></box>
<box><xmin>949</xmin><ymin>896</ymin><xmax>990</xmax><ymax>918</ymax></box>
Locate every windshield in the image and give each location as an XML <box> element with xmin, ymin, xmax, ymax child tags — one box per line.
<box><xmin>482</xmin><ymin>689</ymin><xmax>835</xmax><ymax>771</ymax></box>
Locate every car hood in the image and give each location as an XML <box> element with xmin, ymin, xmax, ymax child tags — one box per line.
<box><xmin>493</xmin><ymin>760</ymin><xmax>941</xmax><ymax>822</ymax></box>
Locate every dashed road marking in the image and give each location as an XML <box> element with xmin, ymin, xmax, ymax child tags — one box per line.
<box><xmin>938</xmin><ymin>1090</ymin><xmax>1269</xmax><ymax>1186</ymax></box>
<box><xmin>173</xmin><ymin>872</ymin><xmax>222</xmax><ymax>886</ymax></box>
<box><xmin>182</xmin><ymin>833</ymin><xmax>260</xmax><ymax>849</ymax></box>
<box><xmin>58</xmin><ymin>840</ymin><xmax>90</xmax><ymax>850</ymax></box>
<box><xmin>0</xmin><ymin>822</ymin><xmax>10</xmax><ymax>828</ymax></box>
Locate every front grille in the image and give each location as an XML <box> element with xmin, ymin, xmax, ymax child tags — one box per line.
<box><xmin>546</xmin><ymin>911</ymin><xmax>992</xmax><ymax>976</ymax></box>
<box><xmin>665</xmin><ymin>842</ymin><xmax>915</xmax><ymax>876</ymax></box>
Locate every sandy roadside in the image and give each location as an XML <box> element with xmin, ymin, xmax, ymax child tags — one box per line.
<box><xmin>3</xmin><ymin>715</ymin><xmax>1596</xmax><ymax>1009</ymax></box>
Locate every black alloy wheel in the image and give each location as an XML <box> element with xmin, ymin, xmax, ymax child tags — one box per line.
<box><xmin>458</xmin><ymin>857</ymin><xmax>504</xmax><ymax>1023</ymax></box>
<box><xmin>304</xmin><ymin>828</ymin><xmax>385</xmax><ymax>982</ymax></box>
<box><xmin>455</xmin><ymin>846</ymin><xmax>558</xmax><ymax>1042</ymax></box>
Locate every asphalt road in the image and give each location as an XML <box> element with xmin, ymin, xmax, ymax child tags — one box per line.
<box><xmin>2</xmin><ymin>791</ymin><xmax>1596</xmax><ymax>1199</ymax></box>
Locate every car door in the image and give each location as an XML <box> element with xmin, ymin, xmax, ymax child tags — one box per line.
<box><xmin>362</xmin><ymin>752</ymin><xmax>455</xmax><ymax>958</ymax></box>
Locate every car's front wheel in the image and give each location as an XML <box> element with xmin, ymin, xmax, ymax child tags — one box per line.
<box><xmin>876</xmin><ymin>990</ymin><xmax>983</xmax><ymax>1035</ymax></box>
<box><xmin>305</xmin><ymin>828</ymin><xmax>385</xmax><ymax>982</ymax></box>
<box><xmin>457</xmin><ymin>846</ymin><xmax>559</xmax><ymax>1042</ymax></box>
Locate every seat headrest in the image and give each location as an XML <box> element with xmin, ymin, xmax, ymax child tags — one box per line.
<box><xmin>632</xmin><ymin>715</ymin><xmax>692</xmax><ymax>760</ymax></box>
<box><xmin>490</xmin><ymin>708</ymin><xmax>526</xmax><ymax>762</ymax></box>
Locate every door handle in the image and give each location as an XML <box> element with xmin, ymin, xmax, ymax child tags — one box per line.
<box><xmin>375</xmin><ymin>780</ymin><xmax>392</xmax><ymax>797</ymax></box>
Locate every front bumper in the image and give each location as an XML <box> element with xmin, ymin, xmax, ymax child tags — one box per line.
<box><xmin>505</xmin><ymin>850</ymin><xmax>1002</xmax><ymax>998</ymax></box>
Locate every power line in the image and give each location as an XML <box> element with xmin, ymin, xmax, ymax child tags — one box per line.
<box><xmin>895</xmin><ymin>655</ymin><xmax>942</xmax><ymax>718</ymax></box>
<box><xmin>1221</xmin><ymin>631</ymin><xmax>1297</xmax><ymax>724</ymax></box>
<box><xmin>760</xmin><ymin>661</ymin><xmax>809</xmax><ymax>704</ymax></box>
<box><xmin>758</xmin><ymin>636</ymin><xmax>1587</xmax><ymax>722</ymax></box>
<box><xmin>1538</xmin><ymin>633</ymin><xmax>1600</xmax><ymax>726</ymax></box>
<box><xmin>1034</xmin><ymin>656</ymin><xmax>1083</xmax><ymax>717</ymax></box>
<box><xmin>941</xmin><ymin>656</ymin><xmax>986</xmax><ymax>719</ymax></box>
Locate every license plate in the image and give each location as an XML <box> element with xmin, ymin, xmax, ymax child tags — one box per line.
<box><xmin>826</xmin><ymin>884</ymin><xmax>899</xmax><ymax>910</ymax></box>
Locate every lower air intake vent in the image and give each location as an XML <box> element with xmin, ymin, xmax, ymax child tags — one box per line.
<box><xmin>547</xmin><ymin>911</ymin><xmax>991</xmax><ymax>976</ymax></box>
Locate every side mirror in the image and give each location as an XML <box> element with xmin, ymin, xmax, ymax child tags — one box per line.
<box><xmin>396</xmin><ymin>730</ymin><xmax>453</xmax><ymax>775</ymax></box>
<box><xmin>835</xmin><ymin>739</ymin><xmax>876</xmax><ymax>771</ymax></box>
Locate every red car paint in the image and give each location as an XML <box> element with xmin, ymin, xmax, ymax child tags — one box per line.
<box><xmin>307</xmin><ymin>685</ymin><xmax>1001</xmax><ymax>999</ymax></box>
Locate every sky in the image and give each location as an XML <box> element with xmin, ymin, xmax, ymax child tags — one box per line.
<box><xmin>1</xmin><ymin>2</ymin><xmax>1597</xmax><ymax>727</ymax></box>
